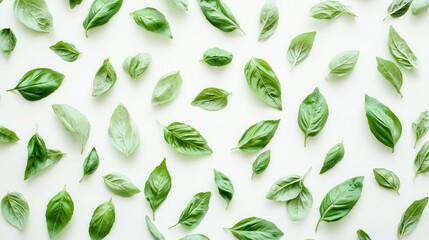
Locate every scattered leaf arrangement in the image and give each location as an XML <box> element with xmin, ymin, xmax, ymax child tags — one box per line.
<box><xmin>1</xmin><ymin>0</ymin><xmax>429</xmax><ymax>239</ymax></box>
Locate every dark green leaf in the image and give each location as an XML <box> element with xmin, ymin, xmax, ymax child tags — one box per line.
<box><xmin>287</xmin><ymin>32</ymin><xmax>316</xmax><ymax>70</ymax></box>
<box><xmin>103</xmin><ymin>172</ymin><xmax>140</xmax><ymax>197</ymax></box>
<box><xmin>376</xmin><ymin>57</ymin><xmax>403</xmax><ymax>97</ymax></box>
<box><xmin>13</xmin><ymin>0</ymin><xmax>53</xmax><ymax>33</ymax></box>
<box><xmin>386</xmin><ymin>0</ymin><xmax>412</xmax><ymax>19</ymax></box>
<box><xmin>388</xmin><ymin>25</ymin><xmax>418</xmax><ymax>70</ymax></box>
<box><xmin>0</xmin><ymin>28</ymin><xmax>17</xmax><ymax>56</ymax></box>
<box><xmin>1</xmin><ymin>192</ymin><xmax>29</xmax><ymax>231</ymax></box>
<box><xmin>310</xmin><ymin>0</ymin><xmax>357</xmax><ymax>19</ymax></box>
<box><xmin>251</xmin><ymin>150</ymin><xmax>270</xmax><ymax>178</ymax></box>
<box><xmin>357</xmin><ymin>229</ymin><xmax>372</xmax><ymax>240</ymax></box>
<box><xmin>235</xmin><ymin>119</ymin><xmax>280</xmax><ymax>153</ymax></box>
<box><xmin>414</xmin><ymin>141</ymin><xmax>429</xmax><ymax>178</ymax></box>
<box><xmin>320</xmin><ymin>141</ymin><xmax>345</xmax><ymax>174</ymax></box>
<box><xmin>413</xmin><ymin>110</ymin><xmax>429</xmax><ymax>148</ymax></box>
<box><xmin>191</xmin><ymin>87</ymin><xmax>231</xmax><ymax>111</ymax></box>
<box><xmin>213</xmin><ymin>169</ymin><xmax>234</xmax><ymax>208</ymax></box>
<box><xmin>0</xmin><ymin>126</ymin><xmax>19</xmax><ymax>143</ymax></box>
<box><xmin>145</xmin><ymin>215</ymin><xmax>165</xmax><ymax>240</ymax></box>
<box><xmin>203</xmin><ymin>47</ymin><xmax>233</xmax><ymax>66</ymax></box>
<box><xmin>171</xmin><ymin>192</ymin><xmax>211</xmax><ymax>229</ymax></box>
<box><xmin>45</xmin><ymin>187</ymin><xmax>74</xmax><ymax>239</ymax></box>
<box><xmin>286</xmin><ymin>186</ymin><xmax>313</xmax><ymax>221</ymax></box>
<box><xmin>132</xmin><ymin>8</ymin><xmax>173</xmax><ymax>39</ymax></box>
<box><xmin>151</xmin><ymin>71</ymin><xmax>183</xmax><ymax>105</ymax></box>
<box><xmin>92</xmin><ymin>58</ymin><xmax>117</xmax><ymax>97</ymax></box>
<box><xmin>49</xmin><ymin>41</ymin><xmax>81</xmax><ymax>62</ymax></box>
<box><xmin>69</xmin><ymin>0</ymin><xmax>82</xmax><ymax>9</ymax></box>
<box><xmin>80</xmin><ymin>147</ymin><xmax>99</xmax><ymax>182</ymax></box>
<box><xmin>198</xmin><ymin>0</ymin><xmax>243</xmax><ymax>33</ymax></box>
<box><xmin>89</xmin><ymin>199</ymin><xmax>115</xmax><ymax>240</ymax></box>
<box><xmin>373</xmin><ymin>168</ymin><xmax>400</xmax><ymax>195</ymax></box>
<box><xmin>259</xmin><ymin>0</ymin><xmax>279</xmax><ymax>41</ymax></box>
<box><xmin>162</xmin><ymin>122</ymin><xmax>213</xmax><ymax>155</ymax></box>
<box><xmin>225</xmin><ymin>216</ymin><xmax>284</xmax><ymax>240</ymax></box>
<box><xmin>122</xmin><ymin>52</ymin><xmax>151</xmax><ymax>80</ymax></box>
<box><xmin>397</xmin><ymin>197</ymin><xmax>428</xmax><ymax>239</ymax></box>
<box><xmin>83</xmin><ymin>0</ymin><xmax>123</xmax><ymax>36</ymax></box>
<box><xmin>326</xmin><ymin>50</ymin><xmax>359</xmax><ymax>79</ymax></box>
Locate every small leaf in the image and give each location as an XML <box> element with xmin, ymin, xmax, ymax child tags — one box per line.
<box><xmin>92</xmin><ymin>58</ymin><xmax>117</xmax><ymax>97</ymax></box>
<box><xmin>171</xmin><ymin>192</ymin><xmax>211</xmax><ymax>229</ymax></box>
<box><xmin>89</xmin><ymin>199</ymin><xmax>115</xmax><ymax>240</ymax></box>
<box><xmin>266</xmin><ymin>169</ymin><xmax>311</xmax><ymax>202</ymax></box>
<box><xmin>151</xmin><ymin>71</ymin><xmax>183</xmax><ymax>105</ymax></box>
<box><xmin>202</xmin><ymin>47</ymin><xmax>233</xmax><ymax>67</ymax></box>
<box><xmin>388</xmin><ymin>25</ymin><xmax>418</xmax><ymax>70</ymax></box>
<box><xmin>69</xmin><ymin>0</ymin><xmax>82</xmax><ymax>9</ymax></box>
<box><xmin>191</xmin><ymin>87</ymin><xmax>231</xmax><ymax>111</ymax></box>
<box><xmin>326</xmin><ymin>50</ymin><xmax>359</xmax><ymax>79</ymax></box>
<box><xmin>162</xmin><ymin>122</ymin><xmax>212</xmax><ymax>155</ymax></box>
<box><xmin>320</xmin><ymin>141</ymin><xmax>345</xmax><ymax>174</ymax></box>
<box><xmin>168</xmin><ymin>0</ymin><xmax>188</xmax><ymax>11</ymax></box>
<box><xmin>0</xmin><ymin>126</ymin><xmax>19</xmax><ymax>143</ymax></box>
<box><xmin>213</xmin><ymin>169</ymin><xmax>234</xmax><ymax>208</ymax></box>
<box><xmin>13</xmin><ymin>0</ymin><xmax>53</xmax><ymax>33</ymax></box>
<box><xmin>8</xmin><ymin>68</ymin><xmax>64</xmax><ymax>101</ymax></box>
<box><xmin>0</xmin><ymin>28</ymin><xmax>17</xmax><ymax>56</ymax></box>
<box><xmin>80</xmin><ymin>147</ymin><xmax>99</xmax><ymax>182</ymax></box>
<box><xmin>412</xmin><ymin>0</ymin><xmax>429</xmax><ymax>15</ymax></box>
<box><xmin>235</xmin><ymin>119</ymin><xmax>280</xmax><ymax>153</ymax></box>
<box><xmin>132</xmin><ymin>8</ymin><xmax>173</xmax><ymax>39</ymax></box>
<box><xmin>82</xmin><ymin>0</ymin><xmax>123</xmax><ymax>36</ymax></box>
<box><xmin>373</xmin><ymin>168</ymin><xmax>400</xmax><ymax>195</ymax></box>
<box><xmin>103</xmin><ymin>173</ymin><xmax>140</xmax><ymax>197</ymax></box>
<box><xmin>198</xmin><ymin>0</ymin><xmax>243</xmax><ymax>33</ymax></box>
<box><xmin>414</xmin><ymin>141</ymin><xmax>429</xmax><ymax>179</ymax></box>
<box><xmin>386</xmin><ymin>0</ymin><xmax>412</xmax><ymax>19</ymax></box>
<box><xmin>180</xmin><ymin>234</ymin><xmax>210</xmax><ymax>240</ymax></box>
<box><xmin>225</xmin><ymin>216</ymin><xmax>284</xmax><ymax>240</ymax></box>
<box><xmin>45</xmin><ymin>187</ymin><xmax>74</xmax><ymax>239</ymax></box>
<box><xmin>310</xmin><ymin>0</ymin><xmax>357</xmax><ymax>20</ymax></box>
<box><xmin>376</xmin><ymin>57</ymin><xmax>403</xmax><ymax>97</ymax></box>
<box><xmin>357</xmin><ymin>229</ymin><xmax>372</xmax><ymax>240</ymax></box>
<box><xmin>1</xmin><ymin>192</ymin><xmax>29</xmax><ymax>231</ymax></box>
<box><xmin>259</xmin><ymin>0</ymin><xmax>279</xmax><ymax>41</ymax></box>
<box><xmin>287</xmin><ymin>31</ymin><xmax>317</xmax><ymax>70</ymax></box>
<box><xmin>122</xmin><ymin>52</ymin><xmax>151</xmax><ymax>80</ymax></box>
<box><xmin>397</xmin><ymin>197</ymin><xmax>428</xmax><ymax>239</ymax></box>
<box><xmin>286</xmin><ymin>186</ymin><xmax>313</xmax><ymax>221</ymax></box>
<box><xmin>413</xmin><ymin>110</ymin><xmax>429</xmax><ymax>148</ymax></box>
<box><xmin>252</xmin><ymin>150</ymin><xmax>271</xmax><ymax>178</ymax></box>
<box><xmin>145</xmin><ymin>215</ymin><xmax>165</xmax><ymax>240</ymax></box>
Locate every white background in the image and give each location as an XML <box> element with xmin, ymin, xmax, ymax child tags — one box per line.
<box><xmin>1</xmin><ymin>0</ymin><xmax>429</xmax><ymax>239</ymax></box>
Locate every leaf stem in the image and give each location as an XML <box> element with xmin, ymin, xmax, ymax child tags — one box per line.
<box><xmin>303</xmin><ymin>167</ymin><xmax>312</xmax><ymax>180</ymax></box>
<box><xmin>79</xmin><ymin>175</ymin><xmax>85</xmax><ymax>183</ymax></box>
<box><xmin>156</xmin><ymin>120</ymin><xmax>165</xmax><ymax>128</ymax></box>
<box><xmin>168</xmin><ymin>222</ymin><xmax>179</xmax><ymax>230</ymax></box>
<box><xmin>304</xmin><ymin>135</ymin><xmax>308</xmax><ymax>147</ymax></box>
<box><xmin>315</xmin><ymin>219</ymin><xmax>322</xmax><ymax>232</ymax></box>
<box><xmin>152</xmin><ymin>210</ymin><xmax>155</xmax><ymax>221</ymax></box>
<box><xmin>251</xmin><ymin>172</ymin><xmax>255</xmax><ymax>179</ymax></box>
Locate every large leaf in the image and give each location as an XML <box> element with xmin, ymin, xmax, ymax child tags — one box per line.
<box><xmin>88</xmin><ymin>199</ymin><xmax>115</xmax><ymax>240</ymax></box>
<box><xmin>258</xmin><ymin>0</ymin><xmax>279</xmax><ymax>41</ymax></box>
<box><xmin>171</xmin><ymin>192</ymin><xmax>211</xmax><ymax>228</ymax></box>
<box><xmin>162</xmin><ymin>122</ymin><xmax>212</xmax><ymax>155</ymax></box>
<box><xmin>82</xmin><ymin>0</ymin><xmax>123</xmax><ymax>36</ymax></box>
<box><xmin>388</xmin><ymin>25</ymin><xmax>418</xmax><ymax>70</ymax></box>
<box><xmin>151</xmin><ymin>71</ymin><xmax>183</xmax><ymax>105</ymax></box>
<box><xmin>132</xmin><ymin>8</ymin><xmax>173</xmax><ymax>39</ymax></box>
<box><xmin>287</xmin><ymin>32</ymin><xmax>317</xmax><ymax>70</ymax></box>
<box><xmin>397</xmin><ymin>197</ymin><xmax>428</xmax><ymax>239</ymax></box>
<box><xmin>45</xmin><ymin>187</ymin><xmax>74</xmax><ymax>239</ymax></box>
<box><xmin>108</xmin><ymin>104</ymin><xmax>140</xmax><ymax>157</ymax></box>
<box><xmin>225</xmin><ymin>216</ymin><xmax>284</xmax><ymax>240</ymax></box>
<box><xmin>198</xmin><ymin>0</ymin><xmax>243</xmax><ymax>33</ymax></box>
<box><xmin>13</xmin><ymin>0</ymin><xmax>53</xmax><ymax>33</ymax></box>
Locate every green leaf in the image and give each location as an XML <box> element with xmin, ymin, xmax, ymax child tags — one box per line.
<box><xmin>225</xmin><ymin>216</ymin><xmax>284</xmax><ymax>240</ymax></box>
<box><xmin>251</xmin><ymin>150</ymin><xmax>271</xmax><ymax>178</ymax></box>
<box><xmin>213</xmin><ymin>169</ymin><xmax>234</xmax><ymax>208</ymax></box>
<box><xmin>320</xmin><ymin>141</ymin><xmax>345</xmax><ymax>174</ymax></box>
<box><xmin>386</xmin><ymin>0</ymin><xmax>412</xmax><ymax>19</ymax></box>
<box><xmin>357</xmin><ymin>229</ymin><xmax>372</xmax><ymax>240</ymax></box>
<box><xmin>103</xmin><ymin>172</ymin><xmax>141</xmax><ymax>197</ymax></box>
<box><xmin>80</xmin><ymin>147</ymin><xmax>99</xmax><ymax>182</ymax></box>
<box><xmin>244</xmin><ymin>57</ymin><xmax>282</xmax><ymax>110</ymax></box>
<box><xmin>414</xmin><ymin>141</ymin><xmax>429</xmax><ymax>178</ymax></box>
<box><xmin>49</xmin><ymin>41</ymin><xmax>81</xmax><ymax>62</ymax></box>
<box><xmin>286</xmin><ymin>186</ymin><xmax>313</xmax><ymax>221</ymax></box>
<box><xmin>0</xmin><ymin>126</ymin><xmax>19</xmax><ymax>143</ymax></box>
<box><xmin>326</xmin><ymin>50</ymin><xmax>359</xmax><ymax>79</ymax></box>
<box><xmin>1</xmin><ymin>192</ymin><xmax>29</xmax><ymax>231</ymax></box>
<box><xmin>191</xmin><ymin>87</ymin><xmax>231</xmax><ymax>111</ymax></box>
<box><xmin>69</xmin><ymin>0</ymin><xmax>82</xmax><ymax>9</ymax></box>
<box><xmin>0</xmin><ymin>28</ymin><xmax>17</xmax><ymax>56</ymax></box>
<box><xmin>298</xmin><ymin>88</ymin><xmax>329</xmax><ymax>146</ymax></box>
<box><xmin>287</xmin><ymin>31</ymin><xmax>317</xmax><ymax>70</ymax></box>
<box><xmin>266</xmin><ymin>169</ymin><xmax>311</xmax><ymax>202</ymax></box>
<box><xmin>145</xmin><ymin>215</ymin><xmax>165</xmax><ymax>240</ymax></box>
<box><xmin>198</xmin><ymin>0</ymin><xmax>243</xmax><ymax>33</ymax></box>
<box><xmin>89</xmin><ymin>199</ymin><xmax>115</xmax><ymax>240</ymax></box>
<box><xmin>162</xmin><ymin>122</ymin><xmax>212</xmax><ymax>155</ymax></box>
<box><xmin>364</xmin><ymin>95</ymin><xmax>402</xmax><ymax>152</ymax></box>
<box><xmin>82</xmin><ymin>0</ymin><xmax>123</xmax><ymax>37</ymax></box>
<box><xmin>45</xmin><ymin>187</ymin><xmax>74</xmax><ymax>239</ymax></box>
<box><xmin>412</xmin><ymin>0</ymin><xmax>429</xmax><ymax>14</ymax></box>
<box><xmin>171</xmin><ymin>192</ymin><xmax>211</xmax><ymax>229</ymax></box>
<box><xmin>310</xmin><ymin>0</ymin><xmax>357</xmax><ymax>19</ymax></box>
<box><xmin>235</xmin><ymin>119</ymin><xmax>280</xmax><ymax>153</ymax></box>
<box><xmin>180</xmin><ymin>234</ymin><xmax>210</xmax><ymax>240</ymax></box>
<box><xmin>108</xmin><ymin>103</ymin><xmax>140</xmax><ymax>157</ymax></box>
<box><xmin>388</xmin><ymin>26</ymin><xmax>418</xmax><ymax>70</ymax></box>
<box><xmin>13</xmin><ymin>0</ymin><xmax>53</xmax><ymax>33</ymax></box>
<box><xmin>413</xmin><ymin>110</ymin><xmax>429</xmax><ymax>148</ymax></box>
<box><xmin>144</xmin><ymin>158</ymin><xmax>172</xmax><ymax>219</ymax></box>
<box><xmin>92</xmin><ymin>58</ymin><xmax>117</xmax><ymax>97</ymax></box>
<box><xmin>52</xmin><ymin>104</ymin><xmax>90</xmax><ymax>153</ymax></box>
<box><xmin>168</xmin><ymin>0</ymin><xmax>188</xmax><ymax>11</ymax></box>
<box><xmin>373</xmin><ymin>168</ymin><xmax>400</xmax><ymax>195</ymax></box>
<box><xmin>203</xmin><ymin>47</ymin><xmax>233</xmax><ymax>66</ymax></box>
<box><xmin>151</xmin><ymin>71</ymin><xmax>183</xmax><ymax>105</ymax></box>
<box><xmin>122</xmin><ymin>52</ymin><xmax>151</xmax><ymax>80</ymax></box>
<box><xmin>259</xmin><ymin>0</ymin><xmax>279</xmax><ymax>41</ymax></box>
<box><xmin>376</xmin><ymin>56</ymin><xmax>403</xmax><ymax>97</ymax></box>
<box><xmin>397</xmin><ymin>197</ymin><xmax>428</xmax><ymax>239</ymax></box>
<box><xmin>132</xmin><ymin>8</ymin><xmax>173</xmax><ymax>39</ymax></box>
<box><xmin>8</xmin><ymin>68</ymin><xmax>64</xmax><ymax>101</ymax></box>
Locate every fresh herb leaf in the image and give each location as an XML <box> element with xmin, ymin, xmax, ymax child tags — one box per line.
<box><xmin>259</xmin><ymin>0</ymin><xmax>279</xmax><ymax>41</ymax></box>
<box><xmin>388</xmin><ymin>25</ymin><xmax>418</xmax><ymax>70</ymax></box>
<box><xmin>413</xmin><ymin>110</ymin><xmax>429</xmax><ymax>148</ymax></box>
<box><xmin>45</xmin><ymin>187</ymin><xmax>74</xmax><ymax>239</ymax></box>
<box><xmin>203</xmin><ymin>47</ymin><xmax>233</xmax><ymax>66</ymax></box>
<box><xmin>69</xmin><ymin>0</ymin><xmax>82</xmax><ymax>9</ymax></box>
<box><xmin>170</xmin><ymin>192</ymin><xmax>211</xmax><ymax>229</ymax></box>
<box><xmin>0</xmin><ymin>28</ymin><xmax>17</xmax><ymax>56</ymax></box>
<box><xmin>357</xmin><ymin>229</ymin><xmax>372</xmax><ymax>240</ymax></box>
<box><xmin>235</xmin><ymin>119</ymin><xmax>280</xmax><ymax>153</ymax></box>
<box><xmin>89</xmin><ymin>199</ymin><xmax>115</xmax><ymax>240</ymax></box>
<box><xmin>397</xmin><ymin>197</ymin><xmax>428</xmax><ymax>239</ymax></box>
<box><xmin>92</xmin><ymin>58</ymin><xmax>117</xmax><ymax>97</ymax></box>
<box><xmin>373</xmin><ymin>168</ymin><xmax>400</xmax><ymax>195</ymax></box>
<box><xmin>213</xmin><ymin>169</ymin><xmax>234</xmax><ymax>209</ymax></box>
<box><xmin>252</xmin><ymin>150</ymin><xmax>270</xmax><ymax>178</ymax></box>
<box><xmin>49</xmin><ymin>41</ymin><xmax>81</xmax><ymax>62</ymax></box>
<box><xmin>103</xmin><ymin>172</ymin><xmax>141</xmax><ymax>197</ymax></box>
<box><xmin>414</xmin><ymin>141</ymin><xmax>429</xmax><ymax>179</ymax></box>
<box><xmin>412</xmin><ymin>0</ymin><xmax>429</xmax><ymax>14</ymax></box>
<box><xmin>225</xmin><ymin>216</ymin><xmax>284</xmax><ymax>240</ymax></box>
<box><xmin>151</xmin><ymin>71</ymin><xmax>183</xmax><ymax>105</ymax></box>
<box><xmin>132</xmin><ymin>8</ymin><xmax>173</xmax><ymax>39</ymax></box>
<box><xmin>320</xmin><ymin>141</ymin><xmax>345</xmax><ymax>174</ymax></box>
<box><xmin>168</xmin><ymin>0</ymin><xmax>188</xmax><ymax>11</ymax></box>
<box><xmin>326</xmin><ymin>50</ymin><xmax>359</xmax><ymax>79</ymax></box>
<box><xmin>376</xmin><ymin>56</ymin><xmax>403</xmax><ymax>97</ymax></box>
<box><xmin>145</xmin><ymin>215</ymin><xmax>165</xmax><ymax>240</ymax></box>
<box><xmin>286</xmin><ymin>186</ymin><xmax>313</xmax><ymax>221</ymax></box>
<box><xmin>13</xmin><ymin>0</ymin><xmax>53</xmax><ymax>33</ymax></box>
<box><xmin>287</xmin><ymin>31</ymin><xmax>316</xmax><ymax>70</ymax></box>
<box><xmin>122</xmin><ymin>52</ymin><xmax>151</xmax><ymax>80</ymax></box>
<box><xmin>310</xmin><ymin>0</ymin><xmax>357</xmax><ymax>19</ymax></box>
<box><xmin>80</xmin><ymin>147</ymin><xmax>99</xmax><ymax>182</ymax></box>
<box><xmin>162</xmin><ymin>122</ymin><xmax>213</xmax><ymax>155</ymax></box>
<box><xmin>83</xmin><ymin>0</ymin><xmax>123</xmax><ymax>36</ymax></box>
<box><xmin>191</xmin><ymin>87</ymin><xmax>231</xmax><ymax>111</ymax></box>
<box><xmin>266</xmin><ymin>168</ymin><xmax>311</xmax><ymax>201</ymax></box>
<box><xmin>180</xmin><ymin>234</ymin><xmax>210</xmax><ymax>240</ymax></box>
<box><xmin>198</xmin><ymin>0</ymin><xmax>243</xmax><ymax>33</ymax></box>
<box><xmin>1</xmin><ymin>192</ymin><xmax>29</xmax><ymax>231</ymax></box>
<box><xmin>0</xmin><ymin>126</ymin><xmax>19</xmax><ymax>143</ymax></box>
<box><xmin>386</xmin><ymin>0</ymin><xmax>412</xmax><ymax>19</ymax></box>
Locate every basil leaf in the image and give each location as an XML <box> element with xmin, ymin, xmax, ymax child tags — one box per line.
<box><xmin>69</xmin><ymin>0</ymin><xmax>82</xmax><ymax>9</ymax></box>
<box><xmin>198</xmin><ymin>0</ymin><xmax>243</xmax><ymax>33</ymax></box>
<box><xmin>259</xmin><ymin>0</ymin><xmax>279</xmax><ymax>41</ymax></box>
<box><xmin>286</xmin><ymin>186</ymin><xmax>313</xmax><ymax>221</ymax></box>
<box><xmin>326</xmin><ymin>50</ymin><xmax>359</xmax><ymax>79</ymax></box>
<box><xmin>252</xmin><ymin>150</ymin><xmax>270</xmax><ymax>178</ymax></box>
<box><xmin>298</xmin><ymin>88</ymin><xmax>329</xmax><ymax>146</ymax></box>
<box><xmin>162</xmin><ymin>122</ymin><xmax>213</xmax><ymax>155</ymax></box>
<box><xmin>8</xmin><ymin>68</ymin><xmax>64</xmax><ymax>101</ymax></box>
<box><xmin>13</xmin><ymin>0</ymin><xmax>53</xmax><ymax>33</ymax></box>
<box><xmin>203</xmin><ymin>47</ymin><xmax>233</xmax><ymax>66</ymax></box>
<box><xmin>0</xmin><ymin>126</ymin><xmax>19</xmax><ymax>143</ymax></box>
<box><xmin>180</xmin><ymin>234</ymin><xmax>210</xmax><ymax>240</ymax></box>
<box><xmin>103</xmin><ymin>172</ymin><xmax>141</xmax><ymax>197</ymax></box>
<box><xmin>225</xmin><ymin>216</ymin><xmax>284</xmax><ymax>240</ymax></box>
<box><xmin>46</xmin><ymin>149</ymin><xmax>66</xmax><ymax>164</ymax></box>
<box><xmin>83</xmin><ymin>0</ymin><xmax>123</xmax><ymax>37</ymax></box>
<box><xmin>310</xmin><ymin>0</ymin><xmax>357</xmax><ymax>20</ymax></box>
<box><xmin>413</xmin><ymin>110</ymin><xmax>429</xmax><ymax>148</ymax></box>
<box><xmin>316</xmin><ymin>176</ymin><xmax>364</xmax><ymax>232</ymax></box>
<box><xmin>244</xmin><ymin>57</ymin><xmax>282</xmax><ymax>110</ymax></box>
<box><xmin>376</xmin><ymin>56</ymin><xmax>403</xmax><ymax>97</ymax></box>
<box><xmin>397</xmin><ymin>197</ymin><xmax>428</xmax><ymax>239</ymax></box>
<box><xmin>45</xmin><ymin>187</ymin><xmax>74</xmax><ymax>239</ymax></box>
<box><xmin>0</xmin><ymin>28</ymin><xmax>17</xmax><ymax>56</ymax></box>
<box><xmin>49</xmin><ymin>41</ymin><xmax>81</xmax><ymax>62</ymax></box>
<box><xmin>266</xmin><ymin>169</ymin><xmax>311</xmax><ymax>202</ymax></box>
<box><xmin>89</xmin><ymin>199</ymin><xmax>115</xmax><ymax>240</ymax></box>
<box><xmin>80</xmin><ymin>147</ymin><xmax>99</xmax><ymax>182</ymax></box>
<box><xmin>412</xmin><ymin>0</ymin><xmax>429</xmax><ymax>14</ymax></box>
<box><xmin>373</xmin><ymin>168</ymin><xmax>400</xmax><ymax>195</ymax></box>
<box><xmin>364</xmin><ymin>95</ymin><xmax>402</xmax><ymax>152</ymax></box>
<box><xmin>191</xmin><ymin>87</ymin><xmax>231</xmax><ymax>111</ymax></box>
<box><xmin>132</xmin><ymin>8</ymin><xmax>173</xmax><ymax>39</ymax></box>
<box><xmin>414</xmin><ymin>141</ymin><xmax>429</xmax><ymax>178</ymax></box>
<box><xmin>320</xmin><ymin>141</ymin><xmax>345</xmax><ymax>174</ymax></box>
<box><xmin>52</xmin><ymin>104</ymin><xmax>90</xmax><ymax>153</ymax></box>
<box><xmin>170</xmin><ymin>192</ymin><xmax>211</xmax><ymax>229</ymax></box>
<box><xmin>388</xmin><ymin>26</ymin><xmax>418</xmax><ymax>70</ymax></box>
<box><xmin>213</xmin><ymin>169</ymin><xmax>234</xmax><ymax>208</ymax></box>
<box><xmin>1</xmin><ymin>192</ymin><xmax>29</xmax><ymax>231</ymax></box>
<box><xmin>108</xmin><ymin>103</ymin><xmax>140</xmax><ymax>157</ymax></box>
<box><xmin>168</xmin><ymin>0</ymin><xmax>188</xmax><ymax>11</ymax></box>
<box><xmin>235</xmin><ymin>119</ymin><xmax>280</xmax><ymax>153</ymax></box>
<box><xmin>151</xmin><ymin>71</ymin><xmax>183</xmax><ymax>105</ymax></box>
<box><xmin>287</xmin><ymin>31</ymin><xmax>317</xmax><ymax>70</ymax></box>
<box><xmin>145</xmin><ymin>215</ymin><xmax>165</xmax><ymax>240</ymax></box>
<box><xmin>357</xmin><ymin>229</ymin><xmax>372</xmax><ymax>240</ymax></box>
<box><xmin>92</xmin><ymin>58</ymin><xmax>117</xmax><ymax>97</ymax></box>
<box><xmin>123</xmin><ymin>52</ymin><xmax>151</xmax><ymax>80</ymax></box>
<box><xmin>144</xmin><ymin>158</ymin><xmax>172</xmax><ymax>219</ymax></box>
<box><xmin>386</xmin><ymin>0</ymin><xmax>412</xmax><ymax>19</ymax></box>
